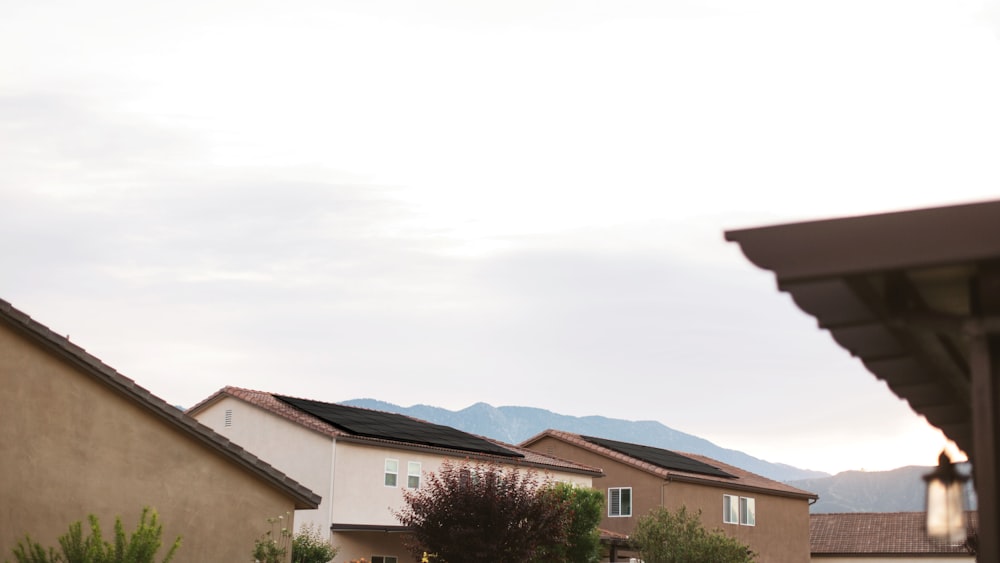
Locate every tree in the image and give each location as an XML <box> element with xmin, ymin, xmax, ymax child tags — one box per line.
<box><xmin>631</xmin><ymin>506</ymin><xmax>755</xmax><ymax>563</ymax></box>
<box><xmin>533</xmin><ymin>482</ymin><xmax>603</xmax><ymax>563</ymax></box>
<box><xmin>394</xmin><ymin>460</ymin><xmax>571</xmax><ymax>562</ymax></box>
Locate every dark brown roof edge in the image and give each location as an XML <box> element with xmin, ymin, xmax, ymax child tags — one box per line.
<box><xmin>0</xmin><ymin>298</ymin><xmax>321</xmax><ymax>510</ymax></box>
<box><xmin>330</xmin><ymin>523</ymin><xmax>411</xmax><ymax>533</ymax></box>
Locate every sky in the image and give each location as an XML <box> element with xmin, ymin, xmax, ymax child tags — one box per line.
<box><xmin>3</xmin><ymin>0</ymin><xmax>1000</xmax><ymax>475</ymax></box>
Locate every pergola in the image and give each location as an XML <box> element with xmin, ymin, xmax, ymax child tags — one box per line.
<box><xmin>725</xmin><ymin>199</ymin><xmax>1000</xmax><ymax>560</ymax></box>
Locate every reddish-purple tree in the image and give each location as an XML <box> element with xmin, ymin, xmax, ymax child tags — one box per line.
<box><xmin>394</xmin><ymin>459</ymin><xmax>571</xmax><ymax>563</ymax></box>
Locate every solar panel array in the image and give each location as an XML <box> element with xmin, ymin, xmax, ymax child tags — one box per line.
<box><xmin>582</xmin><ymin>435</ymin><xmax>736</xmax><ymax>479</ymax></box>
<box><xmin>275</xmin><ymin>395</ymin><xmax>523</xmax><ymax>458</ymax></box>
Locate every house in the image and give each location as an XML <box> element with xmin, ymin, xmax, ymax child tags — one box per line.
<box><xmin>521</xmin><ymin>429</ymin><xmax>818</xmax><ymax>563</ymax></box>
<box><xmin>0</xmin><ymin>298</ymin><xmax>320</xmax><ymax>562</ymax></box>
<box><xmin>810</xmin><ymin>512</ymin><xmax>976</xmax><ymax>562</ymax></box>
<box><xmin>726</xmin><ymin>199</ymin><xmax>1000</xmax><ymax>559</ymax></box>
<box><xmin>188</xmin><ymin>386</ymin><xmax>604</xmax><ymax>563</ymax></box>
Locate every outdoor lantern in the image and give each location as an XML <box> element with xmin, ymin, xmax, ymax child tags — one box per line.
<box><xmin>923</xmin><ymin>451</ymin><xmax>968</xmax><ymax>544</ymax></box>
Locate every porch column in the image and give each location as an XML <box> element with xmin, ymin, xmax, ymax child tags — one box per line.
<box><xmin>970</xmin><ymin>265</ymin><xmax>1000</xmax><ymax>560</ymax></box>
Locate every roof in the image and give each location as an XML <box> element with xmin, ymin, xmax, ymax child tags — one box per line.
<box><xmin>190</xmin><ymin>387</ymin><xmax>604</xmax><ymax>477</ymax></box>
<box><xmin>726</xmin><ymin>199</ymin><xmax>1000</xmax><ymax>456</ymax></box>
<box><xmin>522</xmin><ymin>429</ymin><xmax>817</xmax><ymax>500</ymax></box>
<box><xmin>811</xmin><ymin>512</ymin><xmax>977</xmax><ymax>556</ymax></box>
<box><xmin>275</xmin><ymin>394</ymin><xmax>521</xmax><ymax>458</ymax></box>
<box><xmin>0</xmin><ymin>298</ymin><xmax>321</xmax><ymax>509</ymax></box>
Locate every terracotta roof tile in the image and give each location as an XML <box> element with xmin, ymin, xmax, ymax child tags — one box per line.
<box><xmin>810</xmin><ymin>512</ymin><xmax>977</xmax><ymax>555</ymax></box>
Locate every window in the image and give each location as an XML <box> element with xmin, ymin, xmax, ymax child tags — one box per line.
<box><xmin>740</xmin><ymin>496</ymin><xmax>756</xmax><ymax>526</ymax></box>
<box><xmin>371</xmin><ymin>556</ymin><xmax>397</xmax><ymax>563</ymax></box>
<box><xmin>407</xmin><ymin>461</ymin><xmax>421</xmax><ymax>489</ymax></box>
<box><xmin>384</xmin><ymin>459</ymin><xmax>398</xmax><ymax>487</ymax></box>
<box><xmin>724</xmin><ymin>495</ymin><xmax>755</xmax><ymax>526</ymax></box>
<box><xmin>608</xmin><ymin>487</ymin><xmax>632</xmax><ymax>517</ymax></box>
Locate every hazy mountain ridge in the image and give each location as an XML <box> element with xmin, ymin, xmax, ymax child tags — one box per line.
<box><xmin>341</xmin><ymin>398</ymin><xmax>828</xmax><ymax>482</ymax></box>
<box><xmin>340</xmin><ymin>399</ymin><xmax>971</xmax><ymax>513</ymax></box>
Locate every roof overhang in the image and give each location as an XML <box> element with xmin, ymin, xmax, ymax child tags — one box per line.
<box><xmin>726</xmin><ymin>199</ymin><xmax>1000</xmax><ymax>457</ymax></box>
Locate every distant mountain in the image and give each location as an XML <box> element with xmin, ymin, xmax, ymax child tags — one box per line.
<box><xmin>340</xmin><ymin>399</ymin><xmax>829</xmax><ymax>482</ymax></box>
<box><xmin>789</xmin><ymin>465</ymin><xmax>977</xmax><ymax>513</ymax></box>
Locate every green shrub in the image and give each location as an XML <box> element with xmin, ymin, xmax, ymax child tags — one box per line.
<box><xmin>7</xmin><ymin>507</ymin><xmax>181</xmax><ymax>563</ymax></box>
<box><xmin>252</xmin><ymin>514</ymin><xmax>291</xmax><ymax>563</ymax></box>
<box><xmin>291</xmin><ymin>524</ymin><xmax>338</xmax><ymax>563</ymax></box>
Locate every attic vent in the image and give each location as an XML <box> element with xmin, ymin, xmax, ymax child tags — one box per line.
<box><xmin>224</xmin><ymin>409</ymin><xmax>233</xmax><ymax>427</ymax></box>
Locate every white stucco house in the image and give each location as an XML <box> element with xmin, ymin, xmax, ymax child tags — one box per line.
<box><xmin>188</xmin><ymin>387</ymin><xmax>603</xmax><ymax>563</ymax></box>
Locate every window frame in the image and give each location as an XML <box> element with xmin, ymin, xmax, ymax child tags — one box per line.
<box><xmin>384</xmin><ymin>458</ymin><xmax>399</xmax><ymax>487</ymax></box>
<box><xmin>608</xmin><ymin>487</ymin><xmax>632</xmax><ymax>517</ymax></box>
<box><xmin>723</xmin><ymin>494</ymin><xmax>755</xmax><ymax>526</ymax></box>
<box><xmin>407</xmin><ymin>461</ymin><xmax>421</xmax><ymax>489</ymax></box>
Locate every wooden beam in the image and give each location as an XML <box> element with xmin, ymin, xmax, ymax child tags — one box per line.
<box><xmin>970</xmin><ymin>264</ymin><xmax>1000</xmax><ymax>560</ymax></box>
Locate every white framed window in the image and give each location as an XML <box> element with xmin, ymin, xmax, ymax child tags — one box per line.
<box><xmin>384</xmin><ymin>459</ymin><xmax>398</xmax><ymax>487</ymax></box>
<box><xmin>407</xmin><ymin>461</ymin><xmax>421</xmax><ymax>489</ymax></box>
<box><xmin>372</xmin><ymin>556</ymin><xmax>397</xmax><ymax>563</ymax></box>
<box><xmin>608</xmin><ymin>487</ymin><xmax>632</xmax><ymax>517</ymax></box>
<box><xmin>724</xmin><ymin>494</ymin><xmax>755</xmax><ymax>526</ymax></box>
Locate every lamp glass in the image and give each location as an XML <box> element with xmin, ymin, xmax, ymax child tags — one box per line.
<box><xmin>924</xmin><ymin>451</ymin><xmax>967</xmax><ymax>544</ymax></box>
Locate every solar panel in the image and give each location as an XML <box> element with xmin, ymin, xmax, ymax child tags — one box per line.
<box><xmin>582</xmin><ymin>435</ymin><xmax>736</xmax><ymax>479</ymax></box>
<box><xmin>275</xmin><ymin>395</ymin><xmax>523</xmax><ymax>458</ymax></box>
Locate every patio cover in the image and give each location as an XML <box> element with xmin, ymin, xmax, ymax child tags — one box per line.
<box><xmin>725</xmin><ymin>199</ymin><xmax>1000</xmax><ymax>560</ymax></box>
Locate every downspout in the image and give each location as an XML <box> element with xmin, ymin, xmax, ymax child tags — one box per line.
<box><xmin>328</xmin><ymin>438</ymin><xmax>337</xmax><ymax>535</ymax></box>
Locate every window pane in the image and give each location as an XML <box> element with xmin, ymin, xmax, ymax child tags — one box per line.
<box><xmin>609</xmin><ymin>489</ymin><xmax>620</xmax><ymax>516</ymax></box>
<box><xmin>723</xmin><ymin>495</ymin><xmax>738</xmax><ymax>524</ymax></box>
<box><xmin>740</xmin><ymin>497</ymin><xmax>755</xmax><ymax>526</ymax></box>
<box><xmin>408</xmin><ymin>462</ymin><xmax>421</xmax><ymax>489</ymax></box>
<box><xmin>385</xmin><ymin>459</ymin><xmax>398</xmax><ymax>487</ymax></box>
<box><xmin>620</xmin><ymin>488</ymin><xmax>632</xmax><ymax>517</ymax></box>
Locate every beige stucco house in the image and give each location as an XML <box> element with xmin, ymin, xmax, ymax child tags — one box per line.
<box><xmin>188</xmin><ymin>386</ymin><xmax>604</xmax><ymax>563</ymax></box>
<box><xmin>810</xmin><ymin>512</ymin><xmax>976</xmax><ymax>562</ymax></box>
<box><xmin>0</xmin><ymin>298</ymin><xmax>320</xmax><ymax>562</ymax></box>
<box><xmin>521</xmin><ymin>429</ymin><xmax>818</xmax><ymax>563</ymax></box>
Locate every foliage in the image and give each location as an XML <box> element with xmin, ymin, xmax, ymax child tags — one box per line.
<box><xmin>394</xmin><ymin>460</ymin><xmax>572</xmax><ymax>562</ymax></box>
<box><xmin>7</xmin><ymin>507</ymin><xmax>181</xmax><ymax>563</ymax></box>
<box><xmin>631</xmin><ymin>506</ymin><xmax>755</xmax><ymax>563</ymax></box>
<box><xmin>532</xmin><ymin>482</ymin><xmax>603</xmax><ymax>563</ymax></box>
<box><xmin>290</xmin><ymin>524</ymin><xmax>338</xmax><ymax>563</ymax></box>
<box><xmin>253</xmin><ymin>514</ymin><xmax>291</xmax><ymax>563</ymax></box>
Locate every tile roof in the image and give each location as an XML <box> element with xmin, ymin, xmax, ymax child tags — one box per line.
<box><xmin>190</xmin><ymin>387</ymin><xmax>604</xmax><ymax>477</ymax></box>
<box><xmin>810</xmin><ymin>512</ymin><xmax>977</xmax><ymax>555</ymax></box>
<box><xmin>0</xmin><ymin>298</ymin><xmax>321</xmax><ymax>509</ymax></box>
<box><xmin>522</xmin><ymin>429</ymin><xmax>817</xmax><ymax>500</ymax></box>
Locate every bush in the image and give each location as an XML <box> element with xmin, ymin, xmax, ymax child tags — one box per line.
<box><xmin>394</xmin><ymin>460</ymin><xmax>571</xmax><ymax>562</ymax></box>
<box><xmin>7</xmin><ymin>507</ymin><xmax>181</xmax><ymax>563</ymax></box>
<box><xmin>631</xmin><ymin>506</ymin><xmax>755</xmax><ymax>563</ymax></box>
<box><xmin>291</xmin><ymin>524</ymin><xmax>338</xmax><ymax>563</ymax></box>
<box><xmin>253</xmin><ymin>514</ymin><xmax>291</xmax><ymax>563</ymax></box>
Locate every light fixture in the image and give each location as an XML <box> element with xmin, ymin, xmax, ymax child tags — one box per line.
<box><xmin>923</xmin><ymin>451</ymin><xmax>968</xmax><ymax>544</ymax></box>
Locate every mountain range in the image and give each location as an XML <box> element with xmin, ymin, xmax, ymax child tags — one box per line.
<box><xmin>340</xmin><ymin>398</ymin><xmax>963</xmax><ymax>513</ymax></box>
<box><xmin>340</xmin><ymin>399</ymin><xmax>827</xmax><ymax>482</ymax></box>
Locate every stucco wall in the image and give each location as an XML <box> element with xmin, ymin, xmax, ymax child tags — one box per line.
<box><xmin>527</xmin><ymin>435</ymin><xmax>812</xmax><ymax>563</ymax></box>
<box><xmin>195</xmin><ymin>396</ymin><xmax>334</xmax><ymax>532</ymax></box>
<box><xmin>0</xmin><ymin>323</ymin><xmax>299</xmax><ymax>563</ymax></box>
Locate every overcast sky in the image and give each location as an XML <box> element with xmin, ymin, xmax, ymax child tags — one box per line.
<box><xmin>3</xmin><ymin>0</ymin><xmax>1000</xmax><ymax>475</ymax></box>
